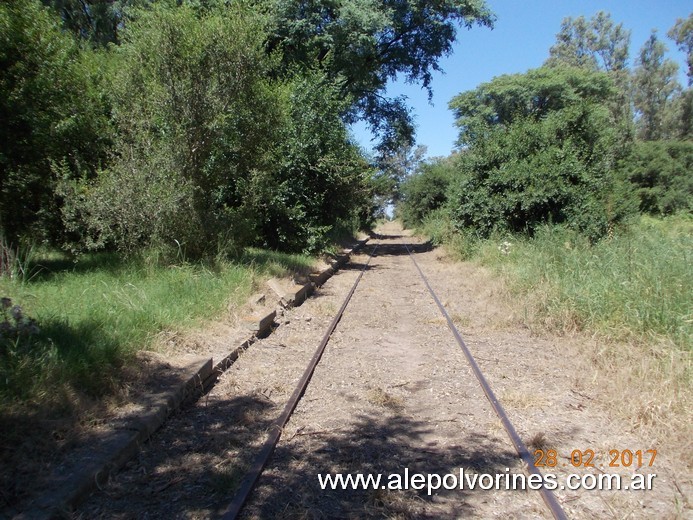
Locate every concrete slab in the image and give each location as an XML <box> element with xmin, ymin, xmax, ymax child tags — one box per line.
<box><xmin>241</xmin><ymin>308</ymin><xmax>276</xmax><ymax>336</ymax></box>
<box><xmin>265</xmin><ymin>278</ymin><xmax>314</xmax><ymax>307</ymax></box>
<box><xmin>19</xmin><ymin>356</ymin><xmax>212</xmax><ymax>519</ymax></box>
<box><xmin>309</xmin><ymin>266</ymin><xmax>334</xmax><ymax>286</ymax></box>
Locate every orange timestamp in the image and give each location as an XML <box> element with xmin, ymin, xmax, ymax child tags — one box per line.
<box><xmin>534</xmin><ymin>449</ymin><xmax>657</xmax><ymax>468</ymax></box>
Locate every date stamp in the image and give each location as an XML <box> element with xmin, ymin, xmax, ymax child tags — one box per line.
<box><xmin>534</xmin><ymin>449</ymin><xmax>657</xmax><ymax>469</ymax></box>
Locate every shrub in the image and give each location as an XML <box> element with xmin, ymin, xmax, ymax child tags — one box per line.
<box><xmin>0</xmin><ymin>0</ymin><xmax>112</xmax><ymax>246</ymax></box>
<box><xmin>399</xmin><ymin>157</ymin><xmax>455</xmax><ymax>227</ymax></box>
<box><xmin>447</xmin><ymin>66</ymin><xmax>637</xmax><ymax>241</ymax></box>
<box><xmin>619</xmin><ymin>140</ymin><xmax>693</xmax><ymax>215</ymax></box>
<box><xmin>250</xmin><ymin>72</ymin><xmax>374</xmax><ymax>253</ymax></box>
<box><xmin>61</xmin><ymin>4</ymin><xmax>284</xmax><ymax>258</ymax></box>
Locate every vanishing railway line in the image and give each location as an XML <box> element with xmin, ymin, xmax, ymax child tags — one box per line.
<box><xmin>221</xmin><ymin>236</ymin><xmax>567</xmax><ymax>520</ymax></box>
<box><xmin>78</xmin><ymin>225</ymin><xmax>671</xmax><ymax>519</ymax></box>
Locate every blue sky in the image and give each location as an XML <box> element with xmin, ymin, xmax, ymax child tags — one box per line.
<box><xmin>351</xmin><ymin>0</ymin><xmax>692</xmax><ymax>159</ymax></box>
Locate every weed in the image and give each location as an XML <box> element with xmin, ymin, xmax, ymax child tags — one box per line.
<box><xmin>367</xmin><ymin>387</ymin><xmax>404</xmax><ymax>412</ymax></box>
<box><xmin>0</xmin><ymin>247</ymin><xmax>317</xmax><ymax>412</ymax></box>
<box><xmin>0</xmin><ymin>234</ymin><xmax>37</xmax><ymax>280</ymax></box>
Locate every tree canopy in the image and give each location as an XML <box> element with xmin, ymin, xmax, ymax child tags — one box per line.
<box><xmin>0</xmin><ymin>0</ymin><xmax>111</xmax><ymax>245</ymax></box>
<box><xmin>546</xmin><ymin>11</ymin><xmax>630</xmax><ymax>73</ymax></box>
<box><xmin>400</xmin><ymin>9</ymin><xmax>691</xmax><ymax>244</ymax></box>
<box><xmin>449</xmin><ymin>66</ymin><xmax>615</xmax><ymax>147</ymax></box>
<box><xmin>1</xmin><ymin>0</ymin><xmax>497</xmax><ymax>258</ymax></box>
<box><xmin>633</xmin><ymin>31</ymin><xmax>681</xmax><ymax>141</ymax></box>
<box><xmin>668</xmin><ymin>12</ymin><xmax>693</xmax><ymax>85</ymax></box>
<box><xmin>264</xmin><ymin>0</ymin><xmax>494</xmax><ymax>151</ymax></box>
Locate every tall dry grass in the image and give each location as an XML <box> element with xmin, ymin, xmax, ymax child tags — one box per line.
<box><xmin>432</xmin><ymin>214</ymin><xmax>692</xmax><ymax>471</ymax></box>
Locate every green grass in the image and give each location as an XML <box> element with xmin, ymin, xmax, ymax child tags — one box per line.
<box><xmin>457</xmin><ymin>215</ymin><xmax>692</xmax><ymax>349</ymax></box>
<box><xmin>0</xmin><ymin>248</ymin><xmax>315</xmax><ymax>410</ymax></box>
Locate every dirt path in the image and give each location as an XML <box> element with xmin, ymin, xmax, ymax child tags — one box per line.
<box><xmin>77</xmin><ymin>222</ymin><xmax>687</xmax><ymax>519</ymax></box>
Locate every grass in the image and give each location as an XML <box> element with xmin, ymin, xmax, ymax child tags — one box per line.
<box><xmin>471</xmin><ymin>215</ymin><xmax>692</xmax><ymax>349</ymax></box>
<box><xmin>366</xmin><ymin>387</ymin><xmax>404</xmax><ymax>412</ymax></box>
<box><xmin>423</xmin><ymin>213</ymin><xmax>691</xmax><ymax>469</ymax></box>
<box><xmin>0</xmin><ymin>247</ymin><xmax>316</xmax><ymax>413</ymax></box>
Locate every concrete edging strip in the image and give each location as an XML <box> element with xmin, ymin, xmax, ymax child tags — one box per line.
<box><xmin>21</xmin><ymin>357</ymin><xmax>213</xmax><ymax>519</ymax></box>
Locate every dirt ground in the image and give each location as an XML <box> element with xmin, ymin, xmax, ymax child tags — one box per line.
<box><xmin>70</xmin><ymin>221</ymin><xmax>689</xmax><ymax>519</ymax></box>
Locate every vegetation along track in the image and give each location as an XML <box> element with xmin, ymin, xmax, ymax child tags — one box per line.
<box><xmin>78</xmin><ymin>222</ymin><xmax>684</xmax><ymax>519</ymax></box>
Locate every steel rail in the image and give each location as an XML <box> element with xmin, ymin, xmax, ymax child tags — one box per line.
<box><xmin>405</xmin><ymin>244</ymin><xmax>568</xmax><ymax>520</ymax></box>
<box><xmin>220</xmin><ymin>244</ymin><xmax>378</xmax><ymax>520</ymax></box>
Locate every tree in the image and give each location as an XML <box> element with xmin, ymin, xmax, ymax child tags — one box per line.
<box><xmin>376</xmin><ymin>143</ymin><xmax>427</xmax><ymax>203</ymax></box>
<box><xmin>252</xmin><ymin>71</ymin><xmax>376</xmax><ymax>252</ymax></box>
<box><xmin>668</xmin><ymin>12</ymin><xmax>693</xmax><ymax>86</ymax></box>
<box><xmin>619</xmin><ymin>141</ymin><xmax>693</xmax><ymax>215</ymax></box>
<box><xmin>0</xmin><ymin>0</ymin><xmax>111</xmax><ymax>246</ymax></box>
<box><xmin>633</xmin><ymin>31</ymin><xmax>681</xmax><ymax>140</ymax></box>
<box><xmin>59</xmin><ymin>3</ymin><xmax>377</xmax><ymax>256</ymax></box>
<box><xmin>667</xmin><ymin>14</ymin><xmax>693</xmax><ymax>140</ymax></box>
<box><xmin>398</xmin><ymin>156</ymin><xmax>454</xmax><ymax>227</ymax></box>
<box><xmin>448</xmin><ymin>67</ymin><xmax>635</xmax><ymax>240</ymax></box>
<box><xmin>61</xmin><ymin>3</ymin><xmax>286</xmax><ymax>257</ymax></box>
<box><xmin>546</xmin><ymin>12</ymin><xmax>630</xmax><ymax>73</ymax></box>
<box><xmin>545</xmin><ymin>12</ymin><xmax>633</xmax><ymax>146</ymax></box>
<box><xmin>450</xmin><ymin>66</ymin><xmax>616</xmax><ymax>145</ymax></box>
<box><xmin>263</xmin><ymin>0</ymin><xmax>494</xmax><ymax>152</ymax></box>
<box><xmin>40</xmin><ymin>0</ymin><xmax>150</xmax><ymax>46</ymax></box>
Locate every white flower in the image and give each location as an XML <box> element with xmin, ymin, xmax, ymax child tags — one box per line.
<box><xmin>498</xmin><ymin>241</ymin><xmax>512</xmax><ymax>255</ymax></box>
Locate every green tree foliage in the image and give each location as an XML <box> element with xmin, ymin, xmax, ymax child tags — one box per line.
<box><xmin>40</xmin><ymin>0</ymin><xmax>148</xmax><ymax>46</ymax></box>
<box><xmin>61</xmin><ymin>3</ymin><xmax>285</xmax><ymax>257</ymax></box>
<box><xmin>448</xmin><ymin>66</ymin><xmax>635</xmax><ymax>240</ymax></box>
<box><xmin>375</xmin><ymin>143</ymin><xmax>427</xmax><ymax>204</ymax></box>
<box><xmin>264</xmin><ymin>0</ymin><xmax>494</xmax><ymax>152</ymax></box>
<box><xmin>633</xmin><ymin>31</ymin><xmax>681</xmax><ymax>141</ymax></box>
<box><xmin>667</xmin><ymin>14</ymin><xmax>693</xmax><ymax>139</ymax></box>
<box><xmin>2</xmin><ymin>0</ymin><xmax>498</xmax><ymax>258</ymax></box>
<box><xmin>252</xmin><ymin>72</ymin><xmax>376</xmax><ymax>252</ymax></box>
<box><xmin>0</xmin><ymin>0</ymin><xmax>111</xmax><ymax>246</ymax></box>
<box><xmin>668</xmin><ymin>12</ymin><xmax>693</xmax><ymax>86</ymax></box>
<box><xmin>546</xmin><ymin>11</ymin><xmax>631</xmax><ymax>73</ymax></box>
<box><xmin>59</xmin><ymin>4</ymin><xmax>374</xmax><ymax>257</ymax></box>
<box><xmin>546</xmin><ymin>11</ymin><xmax>630</xmax><ymax>72</ymax></box>
<box><xmin>398</xmin><ymin>156</ymin><xmax>454</xmax><ymax>227</ymax></box>
<box><xmin>546</xmin><ymin>12</ymin><xmax>690</xmax><ymax>142</ymax></box>
<box><xmin>545</xmin><ymin>12</ymin><xmax>633</xmax><ymax>146</ymax></box>
<box><xmin>618</xmin><ymin>141</ymin><xmax>693</xmax><ymax>215</ymax></box>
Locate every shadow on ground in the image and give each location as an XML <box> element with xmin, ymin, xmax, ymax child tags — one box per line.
<box><xmin>0</xmin><ymin>351</ymin><xmax>199</xmax><ymax>518</ymax></box>
<box><xmin>366</xmin><ymin>238</ymin><xmax>434</xmax><ymax>257</ymax></box>
<box><xmin>74</xmin><ymin>388</ymin><xmax>522</xmax><ymax>519</ymax></box>
<box><xmin>234</xmin><ymin>410</ymin><xmax>519</xmax><ymax>519</ymax></box>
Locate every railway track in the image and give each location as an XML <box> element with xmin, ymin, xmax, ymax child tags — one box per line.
<box><xmin>221</xmin><ymin>236</ymin><xmax>566</xmax><ymax>519</ymax></box>
<box><xmin>78</xmin><ymin>225</ymin><xmax>672</xmax><ymax>519</ymax></box>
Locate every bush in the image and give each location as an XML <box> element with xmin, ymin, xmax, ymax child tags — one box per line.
<box><xmin>619</xmin><ymin>140</ymin><xmax>693</xmax><ymax>215</ymax></box>
<box><xmin>399</xmin><ymin>157</ymin><xmax>455</xmax><ymax>228</ymax></box>
<box><xmin>58</xmin><ymin>5</ymin><xmax>376</xmax><ymax>258</ymax></box>
<box><xmin>61</xmin><ymin>4</ymin><xmax>284</xmax><ymax>258</ymax></box>
<box><xmin>0</xmin><ymin>0</ymin><xmax>112</xmax><ymax>246</ymax></box>
<box><xmin>447</xmin><ymin>66</ymin><xmax>637</xmax><ymax>241</ymax></box>
<box><xmin>250</xmin><ymin>72</ymin><xmax>375</xmax><ymax>253</ymax></box>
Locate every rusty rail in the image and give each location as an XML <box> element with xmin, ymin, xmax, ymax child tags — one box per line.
<box><xmin>405</xmin><ymin>244</ymin><xmax>568</xmax><ymax>520</ymax></box>
<box><xmin>221</xmin><ymin>245</ymin><xmax>378</xmax><ymax>519</ymax></box>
